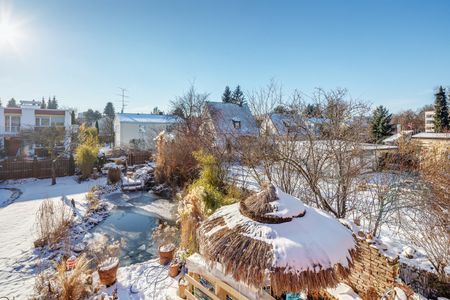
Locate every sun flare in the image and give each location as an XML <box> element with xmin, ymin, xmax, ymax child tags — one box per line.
<box><xmin>0</xmin><ymin>19</ymin><xmax>18</xmax><ymax>44</ymax></box>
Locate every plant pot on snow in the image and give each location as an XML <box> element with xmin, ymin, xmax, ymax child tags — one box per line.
<box><xmin>98</xmin><ymin>257</ymin><xmax>119</xmax><ymax>287</ymax></box>
<box><xmin>169</xmin><ymin>262</ymin><xmax>180</xmax><ymax>278</ymax></box>
<box><xmin>159</xmin><ymin>243</ymin><xmax>175</xmax><ymax>265</ymax></box>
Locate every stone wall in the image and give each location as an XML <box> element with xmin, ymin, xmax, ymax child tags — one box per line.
<box><xmin>345</xmin><ymin>238</ymin><xmax>399</xmax><ymax>298</ymax></box>
<box><xmin>399</xmin><ymin>263</ymin><xmax>450</xmax><ymax>299</ymax></box>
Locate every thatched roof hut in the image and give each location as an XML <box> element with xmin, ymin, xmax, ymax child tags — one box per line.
<box><xmin>198</xmin><ymin>183</ymin><xmax>357</xmax><ymax>296</ymax></box>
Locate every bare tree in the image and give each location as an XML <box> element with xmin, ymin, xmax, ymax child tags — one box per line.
<box><xmin>21</xmin><ymin>125</ymin><xmax>70</xmax><ymax>185</ymax></box>
<box><xmin>241</xmin><ymin>85</ymin><xmax>371</xmax><ymax>218</ymax></box>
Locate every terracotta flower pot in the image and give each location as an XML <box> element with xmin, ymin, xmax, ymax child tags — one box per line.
<box><xmin>169</xmin><ymin>263</ymin><xmax>180</xmax><ymax>278</ymax></box>
<box><xmin>98</xmin><ymin>257</ymin><xmax>119</xmax><ymax>287</ymax></box>
<box><xmin>159</xmin><ymin>244</ymin><xmax>175</xmax><ymax>265</ymax></box>
<box><xmin>178</xmin><ymin>277</ymin><xmax>188</xmax><ymax>299</ymax></box>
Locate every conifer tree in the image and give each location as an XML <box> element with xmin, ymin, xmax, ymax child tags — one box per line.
<box><xmin>231</xmin><ymin>85</ymin><xmax>245</xmax><ymax>106</ymax></box>
<box><xmin>47</xmin><ymin>97</ymin><xmax>52</xmax><ymax>109</ymax></box>
<box><xmin>7</xmin><ymin>98</ymin><xmax>18</xmax><ymax>108</ymax></box>
<box><xmin>0</xmin><ymin>98</ymin><xmax>2</xmax><ymax>107</ymax></box>
<box><xmin>71</xmin><ymin>111</ymin><xmax>76</xmax><ymax>125</ymax></box>
<box><xmin>222</xmin><ymin>86</ymin><xmax>232</xmax><ymax>103</ymax></box>
<box><xmin>40</xmin><ymin>97</ymin><xmax>46</xmax><ymax>108</ymax></box>
<box><xmin>433</xmin><ymin>86</ymin><xmax>449</xmax><ymax>132</ymax></box>
<box><xmin>50</xmin><ymin>96</ymin><xmax>58</xmax><ymax>109</ymax></box>
<box><xmin>95</xmin><ymin>120</ymin><xmax>99</xmax><ymax>134</ymax></box>
<box><xmin>103</xmin><ymin>102</ymin><xmax>115</xmax><ymax>118</ymax></box>
<box><xmin>370</xmin><ymin>105</ymin><xmax>392</xmax><ymax>143</ymax></box>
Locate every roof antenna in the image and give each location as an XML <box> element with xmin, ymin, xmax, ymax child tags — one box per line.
<box><xmin>117</xmin><ymin>87</ymin><xmax>129</xmax><ymax>113</ymax></box>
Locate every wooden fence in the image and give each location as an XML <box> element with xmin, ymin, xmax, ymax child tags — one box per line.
<box><xmin>0</xmin><ymin>158</ymin><xmax>75</xmax><ymax>180</ymax></box>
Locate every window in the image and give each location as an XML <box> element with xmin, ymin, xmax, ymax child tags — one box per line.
<box><xmin>232</xmin><ymin>120</ymin><xmax>241</xmax><ymax>129</ymax></box>
<box><xmin>35</xmin><ymin>117</ymin><xmax>50</xmax><ymax>127</ymax></box>
<box><xmin>51</xmin><ymin>116</ymin><xmax>65</xmax><ymax>126</ymax></box>
<box><xmin>5</xmin><ymin>115</ymin><xmax>20</xmax><ymax>132</ymax></box>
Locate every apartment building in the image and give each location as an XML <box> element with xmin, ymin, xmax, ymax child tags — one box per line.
<box><xmin>0</xmin><ymin>101</ymin><xmax>72</xmax><ymax>156</ymax></box>
<box><xmin>424</xmin><ymin>110</ymin><xmax>435</xmax><ymax>133</ymax></box>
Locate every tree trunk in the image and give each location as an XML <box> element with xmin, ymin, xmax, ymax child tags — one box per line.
<box><xmin>51</xmin><ymin>150</ymin><xmax>56</xmax><ymax>185</ymax></box>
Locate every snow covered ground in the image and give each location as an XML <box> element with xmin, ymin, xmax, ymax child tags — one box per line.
<box><xmin>0</xmin><ymin>176</ymin><xmax>105</xmax><ymax>299</ymax></box>
<box><xmin>96</xmin><ymin>258</ymin><xmax>179</xmax><ymax>300</ymax></box>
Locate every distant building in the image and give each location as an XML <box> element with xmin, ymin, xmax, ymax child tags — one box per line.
<box><xmin>424</xmin><ymin>110</ymin><xmax>435</xmax><ymax>133</ymax></box>
<box><xmin>261</xmin><ymin>113</ymin><xmax>326</xmax><ymax>139</ymax></box>
<box><xmin>0</xmin><ymin>102</ymin><xmax>72</xmax><ymax>157</ymax></box>
<box><xmin>382</xmin><ymin>130</ymin><xmax>414</xmax><ymax>145</ymax></box>
<box><xmin>203</xmin><ymin>102</ymin><xmax>259</xmax><ymax>147</ymax></box>
<box><xmin>114</xmin><ymin>113</ymin><xmax>179</xmax><ymax>150</ymax></box>
<box><xmin>411</xmin><ymin>132</ymin><xmax>450</xmax><ymax>149</ymax></box>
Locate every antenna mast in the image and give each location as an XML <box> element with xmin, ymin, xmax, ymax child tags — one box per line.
<box><xmin>117</xmin><ymin>87</ymin><xmax>129</xmax><ymax>113</ymax></box>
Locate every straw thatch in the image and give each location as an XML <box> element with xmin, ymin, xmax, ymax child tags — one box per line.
<box><xmin>198</xmin><ymin>183</ymin><xmax>357</xmax><ymax>296</ymax></box>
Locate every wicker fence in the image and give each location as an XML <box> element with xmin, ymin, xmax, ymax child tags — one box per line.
<box><xmin>0</xmin><ymin>158</ymin><xmax>75</xmax><ymax>180</ymax></box>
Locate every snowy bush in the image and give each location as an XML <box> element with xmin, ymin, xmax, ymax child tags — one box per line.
<box><xmin>34</xmin><ymin>199</ymin><xmax>73</xmax><ymax>249</ymax></box>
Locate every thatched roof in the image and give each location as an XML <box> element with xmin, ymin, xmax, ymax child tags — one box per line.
<box><xmin>198</xmin><ymin>184</ymin><xmax>357</xmax><ymax>296</ymax></box>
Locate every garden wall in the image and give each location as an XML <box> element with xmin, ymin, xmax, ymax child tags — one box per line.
<box><xmin>346</xmin><ymin>238</ymin><xmax>399</xmax><ymax>298</ymax></box>
<box><xmin>399</xmin><ymin>263</ymin><xmax>450</xmax><ymax>299</ymax></box>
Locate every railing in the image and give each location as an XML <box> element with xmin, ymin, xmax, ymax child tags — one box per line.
<box><xmin>183</xmin><ymin>271</ymin><xmax>275</xmax><ymax>300</ymax></box>
<box><xmin>5</xmin><ymin>126</ymin><xmax>20</xmax><ymax>133</ymax></box>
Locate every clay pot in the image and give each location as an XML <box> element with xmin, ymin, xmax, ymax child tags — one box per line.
<box><xmin>159</xmin><ymin>244</ymin><xmax>175</xmax><ymax>265</ymax></box>
<box><xmin>178</xmin><ymin>277</ymin><xmax>188</xmax><ymax>299</ymax></box>
<box><xmin>169</xmin><ymin>263</ymin><xmax>180</xmax><ymax>278</ymax></box>
<box><xmin>98</xmin><ymin>257</ymin><xmax>119</xmax><ymax>287</ymax></box>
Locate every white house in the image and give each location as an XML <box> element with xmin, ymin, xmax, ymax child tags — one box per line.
<box><xmin>0</xmin><ymin>101</ymin><xmax>72</xmax><ymax>156</ymax></box>
<box><xmin>260</xmin><ymin>113</ymin><xmax>326</xmax><ymax>139</ymax></box>
<box><xmin>424</xmin><ymin>110</ymin><xmax>436</xmax><ymax>133</ymax></box>
<box><xmin>114</xmin><ymin>113</ymin><xmax>179</xmax><ymax>150</ymax></box>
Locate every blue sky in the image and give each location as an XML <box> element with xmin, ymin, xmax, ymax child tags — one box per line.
<box><xmin>0</xmin><ymin>0</ymin><xmax>449</xmax><ymax>113</ymax></box>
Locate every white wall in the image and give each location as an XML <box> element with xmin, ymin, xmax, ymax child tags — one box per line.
<box><xmin>20</xmin><ymin>107</ymin><xmax>35</xmax><ymax>128</ymax></box>
<box><xmin>0</xmin><ymin>107</ymin><xmax>4</xmax><ymax>134</ymax></box>
<box><xmin>117</xmin><ymin>122</ymin><xmax>173</xmax><ymax>150</ymax></box>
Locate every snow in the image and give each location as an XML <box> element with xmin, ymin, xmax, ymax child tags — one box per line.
<box><xmin>265</xmin><ymin>186</ymin><xmax>306</xmax><ymax>218</ymax></box>
<box><xmin>326</xmin><ymin>283</ymin><xmax>361</xmax><ymax>300</ymax></box>
<box><xmin>96</xmin><ymin>258</ymin><xmax>178</xmax><ymax>299</ymax></box>
<box><xmin>116</xmin><ymin>113</ymin><xmax>179</xmax><ymax>124</ymax></box>
<box><xmin>205</xmin><ymin>189</ymin><xmax>356</xmax><ymax>272</ymax></box>
<box><xmin>0</xmin><ymin>176</ymin><xmax>105</xmax><ymax>299</ymax></box>
<box><xmin>412</xmin><ymin>132</ymin><xmax>450</xmax><ymax>139</ymax></box>
<box><xmin>140</xmin><ymin>199</ymin><xmax>177</xmax><ymax>221</ymax></box>
<box><xmin>99</xmin><ymin>257</ymin><xmax>119</xmax><ymax>271</ymax></box>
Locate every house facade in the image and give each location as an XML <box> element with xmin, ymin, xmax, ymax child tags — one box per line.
<box><xmin>424</xmin><ymin>110</ymin><xmax>435</xmax><ymax>133</ymax></box>
<box><xmin>411</xmin><ymin>132</ymin><xmax>450</xmax><ymax>149</ymax></box>
<box><xmin>114</xmin><ymin>113</ymin><xmax>179</xmax><ymax>150</ymax></box>
<box><xmin>203</xmin><ymin>102</ymin><xmax>259</xmax><ymax>147</ymax></box>
<box><xmin>0</xmin><ymin>101</ymin><xmax>72</xmax><ymax>156</ymax></box>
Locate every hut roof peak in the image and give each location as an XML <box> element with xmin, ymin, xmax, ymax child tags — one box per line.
<box><xmin>240</xmin><ymin>183</ymin><xmax>306</xmax><ymax>223</ymax></box>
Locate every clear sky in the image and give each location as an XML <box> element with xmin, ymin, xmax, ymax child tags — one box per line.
<box><xmin>1</xmin><ymin>0</ymin><xmax>449</xmax><ymax>114</ymax></box>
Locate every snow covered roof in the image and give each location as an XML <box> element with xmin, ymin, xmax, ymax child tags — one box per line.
<box><xmin>382</xmin><ymin>131</ymin><xmax>414</xmax><ymax>144</ymax></box>
<box><xmin>411</xmin><ymin>132</ymin><xmax>450</xmax><ymax>139</ymax></box>
<box><xmin>205</xmin><ymin>102</ymin><xmax>259</xmax><ymax>136</ymax></box>
<box><xmin>198</xmin><ymin>184</ymin><xmax>357</xmax><ymax>295</ymax></box>
<box><xmin>269</xmin><ymin>113</ymin><xmax>327</xmax><ymax>136</ymax></box>
<box><xmin>115</xmin><ymin>113</ymin><xmax>179</xmax><ymax>124</ymax></box>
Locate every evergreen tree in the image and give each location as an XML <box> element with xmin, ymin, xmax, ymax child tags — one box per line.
<box><xmin>273</xmin><ymin>105</ymin><xmax>290</xmax><ymax>114</ymax></box>
<box><xmin>433</xmin><ymin>86</ymin><xmax>449</xmax><ymax>132</ymax></box>
<box><xmin>95</xmin><ymin>120</ymin><xmax>99</xmax><ymax>134</ymax></box>
<box><xmin>0</xmin><ymin>98</ymin><xmax>2</xmax><ymax>107</ymax></box>
<box><xmin>304</xmin><ymin>104</ymin><xmax>321</xmax><ymax>118</ymax></box>
<box><xmin>103</xmin><ymin>102</ymin><xmax>115</xmax><ymax>118</ymax></box>
<box><xmin>222</xmin><ymin>86</ymin><xmax>232</xmax><ymax>103</ymax></box>
<box><xmin>370</xmin><ymin>105</ymin><xmax>393</xmax><ymax>143</ymax></box>
<box><xmin>40</xmin><ymin>97</ymin><xmax>46</xmax><ymax>108</ymax></box>
<box><xmin>71</xmin><ymin>110</ymin><xmax>76</xmax><ymax>125</ymax></box>
<box><xmin>52</xmin><ymin>96</ymin><xmax>58</xmax><ymax>109</ymax></box>
<box><xmin>7</xmin><ymin>98</ymin><xmax>18</xmax><ymax>108</ymax></box>
<box><xmin>47</xmin><ymin>97</ymin><xmax>52</xmax><ymax>109</ymax></box>
<box><xmin>231</xmin><ymin>85</ymin><xmax>245</xmax><ymax>106</ymax></box>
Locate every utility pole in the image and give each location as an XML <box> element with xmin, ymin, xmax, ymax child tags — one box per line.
<box><xmin>117</xmin><ymin>87</ymin><xmax>129</xmax><ymax>113</ymax></box>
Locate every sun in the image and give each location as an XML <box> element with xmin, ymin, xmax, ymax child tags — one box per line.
<box><xmin>0</xmin><ymin>19</ymin><xmax>18</xmax><ymax>44</ymax></box>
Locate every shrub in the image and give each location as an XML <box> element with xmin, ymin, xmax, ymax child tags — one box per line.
<box><xmin>75</xmin><ymin>144</ymin><xmax>98</xmax><ymax>179</ymax></box>
<box><xmin>33</xmin><ymin>253</ymin><xmax>94</xmax><ymax>299</ymax></box>
<box><xmin>79</xmin><ymin>123</ymin><xmax>99</xmax><ymax>146</ymax></box>
<box><xmin>34</xmin><ymin>199</ymin><xmax>73</xmax><ymax>249</ymax></box>
<box><xmin>107</xmin><ymin>166</ymin><xmax>121</xmax><ymax>184</ymax></box>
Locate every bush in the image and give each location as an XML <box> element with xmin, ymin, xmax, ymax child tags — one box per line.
<box><xmin>33</xmin><ymin>253</ymin><xmax>94</xmax><ymax>299</ymax></box>
<box><xmin>75</xmin><ymin>144</ymin><xmax>98</xmax><ymax>179</ymax></box>
<box><xmin>34</xmin><ymin>199</ymin><xmax>73</xmax><ymax>249</ymax></box>
<box><xmin>107</xmin><ymin>166</ymin><xmax>121</xmax><ymax>184</ymax></box>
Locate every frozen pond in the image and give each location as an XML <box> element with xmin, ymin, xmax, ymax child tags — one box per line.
<box><xmin>91</xmin><ymin>191</ymin><xmax>176</xmax><ymax>266</ymax></box>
